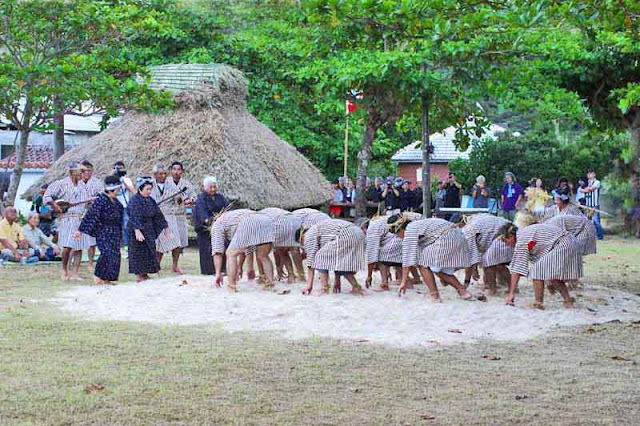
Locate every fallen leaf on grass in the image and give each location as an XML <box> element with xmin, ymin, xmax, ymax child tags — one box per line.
<box><xmin>483</xmin><ymin>354</ymin><xmax>501</xmax><ymax>360</ymax></box>
<box><xmin>515</xmin><ymin>395</ymin><xmax>529</xmax><ymax>400</ymax></box>
<box><xmin>348</xmin><ymin>388</ymin><xmax>361</xmax><ymax>393</ymax></box>
<box><xmin>448</xmin><ymin>329</ymin><xmax>463</xmax><ymax>334</ymax></box>
<box><xmin>611</xmin><ymin>356</ymin><xmax>632</xmax><ymax>362</ymax></box>
<box><xmin>587</xmin><ymin>307</ymin><xmax>597</xmax><ymax>313</ymax></box>
<box><xmin>584</xmin><ymin>327</ymin><xmax>599</xmax><ymax>334</ymax></box>
<box><xmin>278</xmin><ymin>289</ymin><xmax>291</xmax><ymax>295</ymax></box>
<box><xmin>356</xmin><ymin>339</ymin><xmax>370</xmax><ymax>343</ymax></box>
<box><xmin>85</xmin><ymin>384</ymin><xmax>104</xmax><ymax>394</ymax></box>
<box><xmin>420</xmin><ymin>414</ymin><xmax>436</xmax><ymax>420</ymax></box>
<box><xmin>476</xmin><ymin>294</ymin><xmax>487</xmax><ymax>302</ymax></box>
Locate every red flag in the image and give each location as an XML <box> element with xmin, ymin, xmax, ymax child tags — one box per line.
<box><xmin>346</xmin><ymin>99</ymin><xmax>357</xmax><ymax>114</ymax></box>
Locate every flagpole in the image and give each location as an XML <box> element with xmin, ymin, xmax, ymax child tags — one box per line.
<box><xmin>344</xmin><ymin>112</ymin><xmax>349</xmax><ymax>178</ymax></box>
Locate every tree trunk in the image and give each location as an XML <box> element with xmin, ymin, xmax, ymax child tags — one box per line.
<box><xmin>421</xmin><ymin>85</ymin><xmax>432</xmax><ymax>218</ymax></box>
<box><xmin>630</xmin><ymin>111</ymin><xmax>640</xmax><ymax>205</ymax></box>
<box><xmin>53</xmin><ymin>95</ymin><xmax>65</xmax><ymax>160</ymax></box>
<box><xmin>7</xmin><ymin>128</ymin><xmax>30</xmax><ymax>203</ymax></box>
<box><xmin>355</xmin><ymin>117</ymin><xmax>378</xmax><ymax>217</ymax></box>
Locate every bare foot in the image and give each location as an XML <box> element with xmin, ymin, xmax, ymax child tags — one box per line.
<box><xmin>61</xmin><ymin>273</ymin><xmax>70</xmax><ymax>281</ymax></box>
<box><xmin>247</xmin><ymin>270</ymin><xmax>256</xmax><ymax>281</ymax></box>
<box><xmin>172</xmin><ymin>268</ymin><xmax>183</xmax><ymax>275</ymax></box>
<box><xmin>527</xmin><ymin>302</ymin><xmax>545</xmax><ymax>310</ymax></box>
<box><xmin>459</xmin><ymin>290</ymin><xmax>474</xmax><ymax>301</ymax></box>
<box><xmin>427</xmin><ymin>291</ymin><xmax>442</xmax><ymax>303</ymax></box>
<box><xmin>301</xmin><ymin>285</ymin><xmax>313</xmax><ymax>295</ymax></box>
<box><xmin>350</xmin><ymin>286</ymin><xmax>364</xmax><ymax>295</ymax></box>
<box><xmin>563</xmin><ymin>300</ymin><xmax>575</xmax><ymax>309</ymax></box>
<box><xmin>93</xmin><ymin>276</ymin><xmax>105</xmax><ymax>285</ymax></box>
<box><xmin>373</xmin><ymin>285</ymin><xmax>390</xmax><ymax>292</ymax></box>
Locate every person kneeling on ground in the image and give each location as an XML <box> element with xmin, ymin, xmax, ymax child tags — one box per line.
<box><xmin>22</xmin><ymin>212</ymin><xmax>60</xmax><ymax>261</ymax></box>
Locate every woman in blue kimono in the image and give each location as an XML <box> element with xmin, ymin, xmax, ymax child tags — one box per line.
<box><xmin>75</xmin><ymin>175</ymin><xmax>124</xmax><ymax>285</ymax></box>
<box><xmin>193</xmin><ymin>176</ymin><xmax>228</xmax><ymax>275</ymax></box>
<box><xmin>127</xmin><ymin>177</ymin><xmax>170</xmax><ymax>282</ymax></box>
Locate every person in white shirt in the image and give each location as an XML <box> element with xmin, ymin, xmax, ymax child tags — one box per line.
<box><xmin>579</xmin><ymin>170</ymin><xmax>603</xmax><ymax>240</ymax></box>
<box><xmin>22</xmin><ymin>212</ymin><xmax>60</xmax><ymax>260</ymax></box>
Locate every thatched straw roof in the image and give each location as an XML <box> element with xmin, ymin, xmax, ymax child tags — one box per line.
<box><xmin>26</xmin><ymin>64</ymin><xmax>331</xmax><ymax>209</ymax></box>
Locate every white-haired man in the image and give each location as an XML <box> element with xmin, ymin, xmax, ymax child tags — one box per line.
<box><xmin>22</xmin><ymin>212</ymin><xmax>60</xmax><ymax>260</ymax></box>
<box><xmin>194</xmin><ymin>176</ymin><xmax>228</xmax><ymax>275</ymax></box>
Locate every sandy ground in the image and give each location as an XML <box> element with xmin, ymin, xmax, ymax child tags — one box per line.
<box><xmin>53</xmin><ymin>272</ymin><xmax>640</xmax><ymax>347</ymax></box>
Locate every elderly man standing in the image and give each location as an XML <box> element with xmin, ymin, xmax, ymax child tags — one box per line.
<box><xmin>22</xmin><ymin>212</ymin><xmax>60</xmax><ymax>261</ymax></box>
<box><xmin>151</xmin><ymin>164</ymin><xmax>183</xmax><ymax>273</ymax></box>
<box><xmin>193</xmin><ymin>176</ymin><xmax>228</xmax><ymax>275</ymax></box>
<box><xmin>0</xmin><ymin>206</ymin><xmax>36</xmax><ymax>262</ymax></box>
<box><xmin>44</xmin><ymin>162</ymin><xmax>93</xmax><ymax>280</ymax></box>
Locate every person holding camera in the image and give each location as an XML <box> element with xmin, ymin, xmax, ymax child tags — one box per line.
<box><xmin>443</xmin><ymin>173</ymin><xmax>462</xmax><ymax>220</ymax></box>
<box><xmin>382</xmin><ymin>177</ymin><xmax>400</xmax><ymax>215</ymax></box>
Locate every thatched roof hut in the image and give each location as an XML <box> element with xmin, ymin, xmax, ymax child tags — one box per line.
<box><xmin>27</xmin><ymin>64</ymin><xmax>331</xmax><ymax>209</ymax></box>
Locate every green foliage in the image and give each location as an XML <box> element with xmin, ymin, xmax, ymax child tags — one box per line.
<box><xmin>449</xmin><ymin>132</ymin><xmax>625</xmax><ymax>194</ymax></box>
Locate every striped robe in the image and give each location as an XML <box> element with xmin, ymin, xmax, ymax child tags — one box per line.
<box><xmin>542</xmin><ymin>203</ymin><xmax>583</xmax><ymax>221</ymax></box>
<box><xmin>366</xmin><ymin>212</ymin><xmax>422</xmax><ymax>265</ymax></box>
<box><xmin>43</xmin><ymin>177</ymin><xmax>93</xmax><ymax>250</ymax></box>
<box><xmin>509</xmin><ymin>224</ymin><xmax>583</xmax><ymax>280</ymax></box>
<box><xmin>291</xmin><ymin>208</ymin><xmax>331</xmax><ymax>228</ymax></box>
<box><xmin>150</xmin><ymin>180</ymin><xmax>183</xmax><ymax>253</ymax></box>
<box><xmin>210</xmin><ymin>209</ymin><xmax>275</xmax><ymax>255</ymax></box>
<box><xmin>83</xmin><ymin>177</ymin><xmax>104</xmax><ymax>247</ymax></box>
<box><xmin>260</xmin><ymin>208</ymin><xmax>302</xmax><ymax>248</ymax></box>
<box><xmin>402</xmin><ymin>218</ymin><xmax>471</xmax><ymax>269</ymax></box>
<box><xmin>304</xmin><ymin>219</ymin><xmax>365</xmax><ymax>272</ymax></box>
<box><xmin>545</xmin><ymin>215</ymin><xmax>597</xmax><ymax>256</ymax></box>
<box><xmin>462</xmin><ymin>214</ymin><xmax>514</xmax><ymax>268</ymax></box>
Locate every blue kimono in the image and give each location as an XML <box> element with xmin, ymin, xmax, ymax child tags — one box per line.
<box><xmin>127</xmin><ymin>194</ymin><xmax>167</xmax><ymax>275</ymax></box>
<box><xmin>193</xmin><ymin>191</ymin><xmax>228</xmax><ymax>274</ymax></box>
<box><xmin>79</xmin><ymin>193</ymin><xmax>124</xmax><ymax>281</ymax></box>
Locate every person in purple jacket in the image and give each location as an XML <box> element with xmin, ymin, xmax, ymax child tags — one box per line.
<box><xmin>500</xmin><ymin>172</ymin><xmax>523</xmax><ymax>221</ymax></box>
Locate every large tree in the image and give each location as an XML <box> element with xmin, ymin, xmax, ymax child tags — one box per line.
<box><xmin>0</xmin><ymin>0</ymin><xmax>172</xmax><ymax>203</ymax></box>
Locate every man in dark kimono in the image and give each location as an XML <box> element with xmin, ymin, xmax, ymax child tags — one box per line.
<box><xmin>75</xmin><ymin>175</ymin><xmax>124</xmax><ymax>285</ymax></box>
<box><xmin>193</xmin><ymin>176</ymin><xmax>228</xmax><ymax>275</ymax></box>
<box><xmin>127</xmin><ymin>177</ymin><xmax>170</xmax><ymax>282</ymax></box>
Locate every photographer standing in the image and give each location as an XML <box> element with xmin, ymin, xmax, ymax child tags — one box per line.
<box><xmin>382</xmin><ymin>177</ymin><xmax>400</xmax><ymax>216</ymax></box>
<box><xmin>443</xmin><ymin>173</ymin><xmax>462</xmax><ymax>220</ymax></box>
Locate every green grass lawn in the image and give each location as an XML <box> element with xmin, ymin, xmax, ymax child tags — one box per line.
<box><xmin>1</xmin><ymin>238</ymin><xmax>639</xmax><ymax>425</ymax></box>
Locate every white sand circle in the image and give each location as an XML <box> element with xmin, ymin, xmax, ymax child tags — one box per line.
<box><xmin>53</xmin><ymin>274</ymin><xmax>640</xmax><ymax>347</ymax></box>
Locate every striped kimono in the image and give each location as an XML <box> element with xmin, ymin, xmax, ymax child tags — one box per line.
<box><xmin>83</xmin><ymin>176</ymin><xmax>104</xmax><ymax>247</ymax></box>
<box><xmin>210</xmin><ymin>209</ymin><xmax>275</xmax><ymax>255</ymax></box>
<box><xmin>43</xmin><ymin>177</ymin><xmax>93</xmax><ymax>250</ymax></box>
<box><xmin>291</xmin><ymin>208</ymin><xmax>331</xmax><ymax>228</ymax></box>
<box><xmin>402</xmin><ymin>218</ymin><xmax>471</xmax><ymax>270</ymax></box>
<box><xmin>366</xmin><ymin>212</ymin><xmax>422</xmax><ymax>265</ymax></box>
<box><xmin>545</xmin><ymin>215</ymin><xmax>597</xmax><ymax>256</ymax></box>
<box><xmin>542</xmin><ymin>203</ymin><xmax>583</xmax><ymax>221</ymax></box>
<box><xmin>304</xmin><ymin>219</ymin><xmax>365</xmax><ymax>273</ymax></box>
<box><xmin>260</xmin><ymin>208</ymin><xmax>302</xmax><ymax>248</ymax></box>
<box><xmin>151</xmin><ymin>179</ymin><xmax>196</xmax><ymax>253</ymax></box>
<box><xmin>462</xmin><ymin>214</ymin><xmax>514</xmax><ymax>268</ymax></box>
<box><xmin>509</xmin><ymin>224</ymin><xmax>583</xmax><ymax>280</ymax></box>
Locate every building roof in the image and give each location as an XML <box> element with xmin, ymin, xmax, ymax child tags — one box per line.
<box><xmin>0</xmin><ymin>146</ymin><xmax>59</xmax><ymax>169</ymax></box>
<box><xmin>391</xmin><ymin>123</ymin><xmax>506</xmax><ymax>163</ymax></box>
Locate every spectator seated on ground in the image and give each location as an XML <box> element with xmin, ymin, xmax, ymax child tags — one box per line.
<box><xmin>22</xmin><ymin>212</ymin><xmax>60</xmax><ymax>261</ymax></box>
<box><xmin>0</xmin><ymin>206</ymin><xmax>37</xmax><ymax>263</ymax></box>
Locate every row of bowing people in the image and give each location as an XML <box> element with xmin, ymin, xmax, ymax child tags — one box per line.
<box><xmin>71</xmin><ymin>172</ymin><xmax>597</xmax><ymax>310</ymax></box>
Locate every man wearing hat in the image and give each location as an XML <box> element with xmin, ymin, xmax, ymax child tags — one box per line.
<box><xmin>44</xmin><ymin>161</ymin><xmax>94</xmax><ymax>280</ymax></box>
